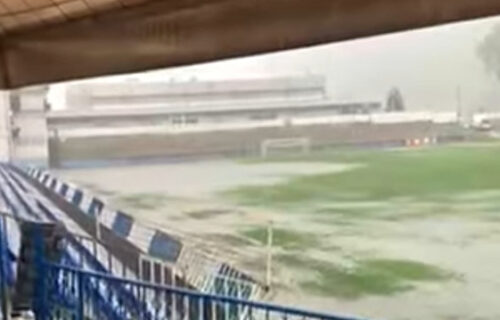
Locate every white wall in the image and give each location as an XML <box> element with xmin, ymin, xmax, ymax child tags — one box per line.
<box><xmin>57</xmin><ymin>112</ymin><xmax>459</xmax><ymax>138</ymax></box>
<box><xmin>472</xmin><ymin>112</ymin><xmax>500</xmax><ymax>125</ymax></box>
<box><xmin>11</xmin><ymin>87</ymin><xmax>49</xmax><ymax>167</ymax></box>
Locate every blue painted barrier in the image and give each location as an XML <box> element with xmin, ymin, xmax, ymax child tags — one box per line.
<box><xmin>0</xmin><ymin>165</ymin><xmax>370</xmax><ymax>320</ymax></box>
<box><xmin>36</xmin><ymin>262</ymin><xmax>367</xmax><ymax>320</ymax></box>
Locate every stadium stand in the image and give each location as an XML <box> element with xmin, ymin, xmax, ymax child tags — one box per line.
<box><xmin>52</xmin><ymin>120</ymin><xmax>468</xmax><ymax>166</ymax></box>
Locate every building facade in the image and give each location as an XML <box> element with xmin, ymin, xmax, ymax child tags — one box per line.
<box><xmin>66</xmin><ymin>76</ymin><xmax>328</xmax><ymax>110</ymax></box>
<box><xmin>60</xmin><ymin>76</ymin><xmax>381</xmax><ymax>132</ymax></box>
<box><xmin>9</xmin><ymin>86</ymin><xmax>49</xmax><ymax>167</ymax></box>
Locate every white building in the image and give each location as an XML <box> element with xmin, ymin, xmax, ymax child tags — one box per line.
<box><xmin>58</xmin><ymin>76</ymin><xmax>381</xmax><ymax>133</ymax></box>
<box><xmin>66</xmin><ymin>76</ymin><xmax>328</xmax><ymax>110</ymax></box>
<box><xmin>8</xmin><ymin>86</ymin><xmax>49</xmax><ymax>167</ymax></box>
<box><xmin>0</xmin><ymin>92</ymin><xmax>10</xmax><ymax>162</ymax></box>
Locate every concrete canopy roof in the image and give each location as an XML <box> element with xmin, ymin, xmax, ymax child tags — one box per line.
<box><xmin>0</xmin><ymin>0</ymin><xmax>500</xmax><ymax>89</ymax></box>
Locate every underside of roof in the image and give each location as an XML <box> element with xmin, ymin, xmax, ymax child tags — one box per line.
<box><xmin>0</xmin><ymin>0</ymin><xmax>499</xmax><ymax>89</ymax></box>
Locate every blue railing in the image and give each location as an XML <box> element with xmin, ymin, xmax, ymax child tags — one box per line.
<box><xmin>36</xmin><ymin>262</ymin><xmax>366</xmax><ymax>320</ymax></box>
<box><xmin>0</xmin><ymin>167</ymin><xmax>369</xmax><ymax>320</ymax></box>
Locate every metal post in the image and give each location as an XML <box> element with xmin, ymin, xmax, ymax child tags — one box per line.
<box><xmin>138</xmin><ymin>256</ymin><xmax>143</xmax><ymax>281</ymax></box>
<box><xmin>211</xmin><ymin>300</ymin><xmax>216</xmax><ymax>320</ymax></box>
<box><xmin>149</xmin><ymin>260</ymin><xmax>154</xmax><ymax>283</ymax></box>
<box><xmin>122</xmin><ymin>259</ymin><xmax>126</xmax><ymax>278</ymax></box>
<box><xmin>237</xmin><ymin>281</ymin><xmax>242</xmax><ymax>319</ymax></box>
<box><xmin>183</xmin><ymin>268</ymin><xmax>189</xmax><ymax>320</ymax></box>
<box><xmin>92</xmin><ymin>238</ymin><xmax>97</xmax><ymax>259</ymax></box>
<box><xmin>108</xmin><ymin>250</ymin><xmax>113</xmax><ymax>274</ymax></box>
<box><xmin>79</xmin><ymin>243</ymin><xmax>84</xmax><ymax>268</ymax></box>
<box><xmin>77</xmin><ymin>271</ymin><xmax>84</xmax><ymax>320</ymax></box>
<box><xmin>172</xmin><ymin>267</ymin><xmax>177</xmax><ymax>320</ymax></box>
<box><xmin>33</xmin><ymin>223</ymin><xmax>46</xmax><ymax>320</ymax></box>
<box><xmin>224</xmin><ymin>280</ymin><xmax>229</xmax><ymax>320</ymax></box>
<box><xmin>183</xmin><ymin>294</ymin><xmax>189</xmax><ymax>320</ymax></box>
<box><xmin>95</xmin><ymin>212</ymin><xmax>101</xmax><ymax>241</ymax></box>
<box><xmin>266</xmin><ymin>221</ymin><xmax>273</xmax><ymax>289</ymax></box>
<box><xmin>160</xmin><ymin>262</ymin><xmax>164</xmax><ymax>284</ymax></box>
<box><xmin>198</xmin><ymin>297</ymin><xmax>203</xmax><ymax>320</ymax></box>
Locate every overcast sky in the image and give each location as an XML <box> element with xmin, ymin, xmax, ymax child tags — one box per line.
<box><xmin>51</xmin><ymin>15</ymin><xmax>500</xmax><ymax>112</ymax></box>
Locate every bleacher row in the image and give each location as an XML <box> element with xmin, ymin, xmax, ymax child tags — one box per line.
<box><xmin>0</xmin><ymin>164</ymin><xmax>157</xmax><ymax>317</ymax></box>
<box><xmin>1</xmin><ymin>164</ymin><xmax>247</xmax><ymax>320</ymax></box>
<box><xmin>0</xmin><ymin>164</ymin><xmax>144</xmax><ymax>279</ymax></box>
<box><xmin>0</xmin><ymin>163</ymin><xmax>367</xmax><ymax>320</ymax></box>
<box><xmin>24</xmin><ymin>166</ymin><xmax>264</xmax><ymax>300</ymax></box>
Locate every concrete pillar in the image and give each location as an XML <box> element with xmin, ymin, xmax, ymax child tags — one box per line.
<box><xmin>0</xmin><ymin>91</ymin><xmax>11</xmax><ymax>162</ymax></box>
<box><xmin>10</xmin><ymin>87</ymin><xmax>49</xmax><ymax>168</ymax></box>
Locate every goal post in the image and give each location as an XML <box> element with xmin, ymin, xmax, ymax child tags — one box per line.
<box><xmin>260</xmin><ymin>137</ymin><xmax>311</xmax><ymax>158</ymax></box>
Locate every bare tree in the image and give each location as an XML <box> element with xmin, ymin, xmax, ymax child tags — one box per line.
<box><xmin>386</xmin><ymin>87</ymin><xmax>405</xmax><ymax>112</ymax></box>
<box><xmin>478</xmin><ymin>24</ymin><xmax>500</xmax><ymax>82</ymax></box>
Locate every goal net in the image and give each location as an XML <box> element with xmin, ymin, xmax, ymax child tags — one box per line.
<box><xmin>260</xmin><ymin>137</ymin><xmax>311</xmax><ymax>158</ymax></box>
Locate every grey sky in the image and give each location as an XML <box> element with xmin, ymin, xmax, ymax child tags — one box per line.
<box><xmin>51</xmin><ymin>15</ymin><xmax>500</xmax><ymax>112</ymax></box>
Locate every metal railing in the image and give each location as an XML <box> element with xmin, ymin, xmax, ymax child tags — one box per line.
<box><xmin>37</xmin><ymin>262</ymin><xmax>366</xmax><ymax>320</ymax></box>
<box><xmin>0</xmin><ymin>169</ymin><xmax>370</xmax><ymax>320</ymax></box>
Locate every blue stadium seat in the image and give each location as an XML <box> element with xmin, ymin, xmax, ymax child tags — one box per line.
<box><xmin>148</xmin><ymin>231</ymin><xmax>182</xmax><ymax>263</ymax></box>
<box><xmin>72</xmin><ymin>189</ymin><xmax>83</xmax><ymax>206</ymax></box>
<box><xmin>111</xmin><ymin>211</ymin><xmax>133</xmax><ymax>238</ymax></box>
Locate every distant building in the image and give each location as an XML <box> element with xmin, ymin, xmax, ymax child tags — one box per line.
<box><xmin>8</xmin><ymin>86</ymin><xmax>49</xmax><ymax>167</ymax></box>
<box><xmin>67</xmin><ymin>76</ymin><xmax>328</xmax><ymax>110</ymax></box>
<box><xmin>61</xmin><ymin>77</ymin><xmax>381</xmax><ymax>130</ymax></box>
<box><xmin>44</xmin><ymin>77</ymin><xmax>391</xmax><ymax>167</ymax></box>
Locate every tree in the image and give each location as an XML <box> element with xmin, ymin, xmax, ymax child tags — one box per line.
<box><xmin>386</xmin><ymin>87</ymin><xmax>405</xmax><ymax>112</ymax></box>
<box><xmin>478</xmin><ymin>24</ymin><xmax>500</xmax><ymax>82</ymax></box>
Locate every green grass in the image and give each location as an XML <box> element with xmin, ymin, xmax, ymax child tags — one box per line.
<box><xmin>241</xmin><ymin>227</ymin><xmax>318</xmax><ymax>249</ymax></box>
<box><xmin>184</xmin><ymin>209</ymin><xmax>234</xmax><ymax>219</ymax></box>
<box><xmin>225</xmin><ymin>146</ymin><xmax>500</xmax><ymax>207</ymax></box>
<box><xmin>277</xmin><ymin>255</ymin><xmax>454</xmax><ymax>299</ymax></box>
<box><xmin>314</xmin><ymin>200</ymin><xmax>477</xmax><ymax>222</ymax></box>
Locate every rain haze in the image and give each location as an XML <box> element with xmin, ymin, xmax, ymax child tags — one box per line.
<box><xmin>12</xmin><ymin>12</ymin><xmax>500</xmax><ymax>320</ymax></box>
<box><xmin>51</xmin><ymin>15</ymin><xmax>500</xmax><ymax>112</ymax></box>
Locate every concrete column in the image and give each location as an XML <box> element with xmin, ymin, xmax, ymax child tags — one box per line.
<box><xmin>10</xmin><ymin>87</ymin><xmax>49</xmax><ymax>168</ymax></box>
<box><xmin>0</xmin><ymin>91</ymin><xmax>11</xmax><ymax>162</ymax></box>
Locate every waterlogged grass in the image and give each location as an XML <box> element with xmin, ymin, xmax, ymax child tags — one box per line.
<box><xmin>115</xmin><ymin>193</ymin><xmax>169</xmax><ymax>210</ymax></box>
<box><xmin>277</xmin><ymin>255</ymin><xmax>455</xmax><ymax>299</ymax></box>
<box><xmin>184</xmin><ymin>209</ymin><xmax>235</xmax><ymax>220</ymax></box>
<box><xmin>241</xmin><ymin>227</ymin><xmax>318</xmax><ymax>249</ymax></box>
<box><xmin>314</xmin><ymin>199</ymin><xmax>497</xmax><ymax>222</ymax></box>
<box><xmin>203</xmin><ymin>233</ymin><xmax>255</xmax><ymax>247</ymax></box>
<box><xmin>225</xmin><ymin>146</ymin><xmax>500</xmax><ymax>206</ymax></box>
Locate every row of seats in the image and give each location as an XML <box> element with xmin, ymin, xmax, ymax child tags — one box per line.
<box><xmin>0</xmin><ymin>164</ymin><xmax>156</xmax><ymax>319</ymax></box>
<box><xmin>26</xmin><ymin>167</ymin><xmax>264</xmax><ymax>300</ymax></box>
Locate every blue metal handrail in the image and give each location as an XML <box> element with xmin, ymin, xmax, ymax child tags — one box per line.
<box><xmin>38</xmin><ymin>262</ymin><xmax>367</xmax><ymax>320</ymax></box>
<box><xmin>36</xmin><ymin>201</ymin><xmax>154</xmax><ymax>320</ymax></box>
<box><xmin>0</xmin><ymin>167</ymin><xmax>370</xmax><ymax>320</ymax></box>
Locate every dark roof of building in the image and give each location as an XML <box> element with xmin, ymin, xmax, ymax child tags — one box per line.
<box><xmin>0</xmin><ymin>0</ymin><xmax>499</xmax><ymax>89</ymax></box>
